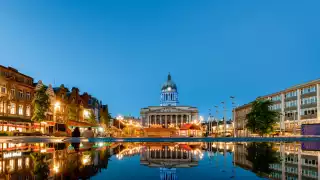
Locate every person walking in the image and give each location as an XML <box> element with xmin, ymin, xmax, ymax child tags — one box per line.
<box><xmin>72</xmin><ymin>127</ymin><xmax>80</xmax><ymax>137</ymax></box>
<box><xmin>83</xmin><ymin>127</ymin><xmax>94</xmax><ymax>138</ymax></box>
<box><xmin>71</xmin><ymin>127</ymin><xmax>80</xmax><ymax>152</ymax></box>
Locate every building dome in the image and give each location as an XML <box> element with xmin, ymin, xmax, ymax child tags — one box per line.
<box><xmin>160</xmin><ymin>73</ymin><xmax>178</xmax><ymax>106</ymax></box>
<box><xmin>161</xmin><ymin>73</ymin><xmax>177</xmax><ymax>91</ymax></box>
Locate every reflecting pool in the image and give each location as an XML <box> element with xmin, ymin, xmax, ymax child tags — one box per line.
<box><xmin>0</xmin><ymin>141</ymin><xmax>318</xmax><ymax>179</ymax></box>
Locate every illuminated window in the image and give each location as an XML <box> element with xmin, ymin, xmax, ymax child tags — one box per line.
<box><xmin>18</xmin><ymin>105</ymin><xmax>23</xmax><ymax>115</ymax></box>
<box><xmin>26</xmin><ymin>106</ymin><xmax>31</xmax><ymax>116</ymax></box>
<box><xmin>0</xmin><ymin>86</ymin><xmax>5</xmax><ymax>93</ymax></box>
<box><xmin>10</xmin><ymin>89</ymin><xmax>15</xmax><ymax>97</ymax></box>
<box><xmin>26</xmin><ymin>92</ymin><xmax>31</xmax><ymax>100</ymax></box>
<box><xmin>0</xmin><ymin>102</ymin><xmax>5</xmax><ymax>113</ymax></box>
<box><xmin>18</xmin><ymin>158</ymin><xmax>22</xmax><ymax>170</ymax></box>
<box><xmin>9</xmin><ymin>159</ymin><xmax>14</xmax><ymax>172</ymax></box>
<box><xmin>19</xmin><ymin>90</ymin><xmax>23</xmax><ymax>98</ymax></box>
<box><xmin>25</xmin><ymin>158</ymin><xmax>29</xmax><ymax>168</ymax></box>
<box><xmin>10</xmin><ymin>103</ymin><xmax>15</xmax><ymax>114</ymax></box>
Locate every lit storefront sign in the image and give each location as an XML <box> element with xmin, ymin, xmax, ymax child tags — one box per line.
<box><xmin>3</xmin><ymin>152</ymin><xmax>22</xmax><ymax>159</ymax></box>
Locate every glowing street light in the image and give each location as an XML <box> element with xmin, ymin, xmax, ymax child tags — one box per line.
<box><xmin>83</xmin><ymin>109</ymin><xmax>90</xmax><ymax>118</ymax></box>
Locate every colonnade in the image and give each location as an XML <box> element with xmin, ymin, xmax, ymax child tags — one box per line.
<box><xmin>147</xmin><ymin>114</ymin><xmax>193</xmax><ymax>128</ymax></box>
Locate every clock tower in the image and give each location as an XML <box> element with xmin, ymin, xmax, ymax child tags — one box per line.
<box><xmin>160</xmin><ymin>73</ymin><xmax>178</xmax><ymax>106</ymax></box>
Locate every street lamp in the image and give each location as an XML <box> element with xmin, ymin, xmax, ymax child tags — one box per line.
<box><xmin>214</xmin><ymin>106</ymin><xmax>219</xmax><ymax>136</ymax></box>
<box><xmin>230</xmin><ymin>96</ymin><xmax>236</xmax><ymax>137</ymax></box>
<box><xmin>221</xmin><ymin>102</ymin><xmax>227</xmax><ymax>137</ymax></box>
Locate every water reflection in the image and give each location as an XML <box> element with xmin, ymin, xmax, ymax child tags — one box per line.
<box><xmin>0</xmin><ymin>141</ymin><xmax>319</xmax><ymax>179</ymax></box>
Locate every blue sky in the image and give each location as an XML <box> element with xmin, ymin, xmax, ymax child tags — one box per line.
<box><xmin>1</xmin><ymin>0</ymin><xmax>320</xmax><ymax>118</ymax></box>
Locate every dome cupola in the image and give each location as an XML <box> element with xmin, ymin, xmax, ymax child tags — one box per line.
<box><xmin>160</xmin><ymin>73</ymin><xmax>179</xmax><ymax>106</ymax></box>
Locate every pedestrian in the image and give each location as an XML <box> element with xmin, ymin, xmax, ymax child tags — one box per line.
<box><xmin>72</xmin><ymin>127</ymin><xmax>80</xmax><ymax>137</ymax></box>
<box><xmin>71</xmin><ymin>127</ymin><xmax>80</xmax><ymax>152</ymax></box>
<box><xmin>83</xmin><ymin>127</ymin><xmax>94</xmax><ymax>138</ymax></box>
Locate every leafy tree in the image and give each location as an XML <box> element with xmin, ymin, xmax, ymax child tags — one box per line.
<box><xmin>68</xmin><ymin>104</ymin><xmax>78</xmax><ymax>121</ymax></box>
<box><xmin>246</xmin><ymin>99</ymin><xmax>280</xmax><ymax>136</ymax></box>
<box><xmin>246</xmin><ymin>142</ymin><xmax>280</xmax><ymax>177</ymax></box>
<box><xmin>32</xmin><ymin>86</ymin><xmax>50</xmax><ymax>132</ymax></box>
<box><xmin>30</xmin><ymin>152</ymin><xmax>50</xmax><ymax>180</ymax></box>
<box><xmin>88</xmin><ymin>110</ymin><xmax>97</xmax><ymax>124</ymax></box>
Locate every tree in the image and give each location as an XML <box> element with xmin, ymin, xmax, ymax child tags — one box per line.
<box><xmin>32</xmin><ymin>86</ymin><xmax>50</xmax><ymax>132</ymax></box>
<box><xmin>100</xmin><ymin>112</ymin><xmax>112</xmax><ymax>127</ymax></box>
<box><xmin>68</xmin><ymin>104</ymin><xmax>78</xmax><ymax>121</ymax></box>
<box><xmin>246</xmin><ymin>99</ymin><xmax>280</xmax><ymax>136</ymax></box>
<box><xmin>246</xmin><ymin>142</ymin><xmax>280</xmax><ymax>177</ymax></box>
<box><xmin>88</xmin><ymin>110</ymin><xmax>97</xmax><ymax>124</ymax></box>
<box><xmin>30</xmin><ymin>152</ymin><xmax>50</xmax><ymax>180</ymax></box>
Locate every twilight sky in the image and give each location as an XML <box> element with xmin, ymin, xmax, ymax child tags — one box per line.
<box><xmin>1</xmin><ymin>0</ymin><xmax>320</xmax><ymax>118</ymax></box>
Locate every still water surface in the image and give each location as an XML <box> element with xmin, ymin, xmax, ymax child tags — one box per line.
<box><xmin>1</xmin><ymin>141</ymin><xmax>319</xmax><ymax>180</ymax></box>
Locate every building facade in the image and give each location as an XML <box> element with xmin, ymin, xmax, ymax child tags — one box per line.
<box><xmin>234</xmin><ymin>78</ymin><xmax>320</xmax><ymax>136</ymax></box>
<box><xmin>0</xmin><ymin>66</ymin><xmax>34</xmax><ymax>132</ymax></box>
<box><xmin>140</xmin><ymin>74</ymin><xmax>200</xmax><ymax>137</ymax></box>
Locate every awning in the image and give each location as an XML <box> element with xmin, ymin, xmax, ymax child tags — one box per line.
<box><xmin>144</xmin><ymin>128</ymin><xmax>176</xmax><ymax>132</ymax></box>
<box><xmin>0</xmin><ymin>116</ymin><xmax>32</xmax><ymax>123</ymax></box>
<box><xmin>180</xmin><ymin>123</ymin><xmax>201</xmax><ymax>130</ymax></box>
<box><xmin>68</xmin><ymin>120</ymin><xmax>97</xmax><ymax>128</ymax></box>
<box><xmin>179</xmin><ymin>144</ymin><xmax>192</xmax><ymax>151</ymax></box>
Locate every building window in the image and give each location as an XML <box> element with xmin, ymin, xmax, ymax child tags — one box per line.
<box><xmin>302</xmin><ymin>86</ymin><xmax>316</xmax><ymax>94</ymax></box>
<box><xmin>61</xmin><ymin>94</ymin><xmax>64</xmax><ymax>100</ymax></box>
<box><xmin>271</xmin><ymin>95</ymin><xmax>281</xmax><ymax>101</ymax></box>
<box><xmin>0</xmin><ymin>86</ymin><xmax>5</xmax><ymax>93</ymax></box>
<box><xmin>19</xmin><ymin>90</ymin><xmax>23</xmax><ymax>98</ymax></box>
<box><xmin>302</xmin><ymin>96</ymin><xmax>317</xmax><ymax>105</ymax></box>
<box><xmin>10</xmin><ymin>103</ymin><xmax>15</xmax><ymax>114</ymax></box>
<box><xmin>26</xmin><ymin>92</ymin><xmax>31</xmax><ymax>100</ymax></box>
<box><xmin>18</xmin><ymin>105</ymin><xmax>23</xmax><ymax>115</ymax></box>
<box><xmin>26</xmin><ymin>106</ymin><xmax>31</xmax><ymax>116</ymax></box>
<box><xmin>286</xmin><ymin>91</ymin><xmax>297</xmax><ymax>98</ymax></box>
<box><xmin>10</xmin><ymin>89</ymin><xmax>15</xmax><ymax>97</ymax></box>
<box><xmin>0</xmin><ymin>102</ymin><xmax>5</xmax><ymax>113</ymax></box>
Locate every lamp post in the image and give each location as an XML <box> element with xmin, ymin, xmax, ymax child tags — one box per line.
<box><xmin>214</xmin><ymin>106</ymin><xmax>219</xmax><ymax>136</ymax></box>
<box><xmin>221</xmin><ymin>102</ymin><xmax>227</xmax><ymax>137</ymax></box>
<box><xmin>230</xmin><ymin>96</ymin><xmax>236</xmax><ymax>137</ymax></box>
<box><xmin>208</xmin><ymin>109</ymin><xmax>211</xmax><ymax>136</ymax></box>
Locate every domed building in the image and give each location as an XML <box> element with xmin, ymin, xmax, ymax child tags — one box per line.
<box><xmin>160</xmin><ymin>73</ymin><xmax>178</xmax><ymax>106</ymax></box>
<box><xmin>140</xmin><ymin>73</ymin><xmax>201</xmax><ymax>137</ymax></box>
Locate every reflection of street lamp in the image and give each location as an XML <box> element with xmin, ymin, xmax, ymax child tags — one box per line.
<box><xmin>53</xmin><ymin>165</ymin><xmax>59</xmax><ymax>173</ymax></box>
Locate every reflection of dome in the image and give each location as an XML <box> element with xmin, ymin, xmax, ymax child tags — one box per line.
<box><xmin>161</xmin><ymin>73</ymin><xmax>177</xmax><ymax>91</ymax></box>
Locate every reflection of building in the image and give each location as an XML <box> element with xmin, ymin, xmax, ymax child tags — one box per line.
<box><xmin>140</xmin><ymin>143</ymin><xmax>201</xmax><ymax>180</ymax></box>
<box><xmin>234</xmin><ymin>142</ymin><xmax>320</xmax><ymax>180</ymax></box>
<box><xmin>0</xmin><ymin>66</ymin><xmax>34</xmax><ymax>133</ymax></box>
<box><xmin>140</xmin><ymin>143</ymin><xmax>201</xmax><ymax>168</ymax></box>
<box><xmin>234</xmin><ymin>79</ymin><xmax>320</xmax><ymax>136</ymax></box>
<box><xmin>140</xmin><ymin>74</ymin><xmax>201</xmax><ymax>137</ymax></box>
<box><xmin>0</xmin><ymin>142</ymin><xmax>111</xmax><ymax>180</ymax></box>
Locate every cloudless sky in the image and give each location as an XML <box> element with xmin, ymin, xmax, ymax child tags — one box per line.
<box><xmin>1</xmin><ymin>0</ymin><xmax>320</xmax><ymax>118</ymax></box>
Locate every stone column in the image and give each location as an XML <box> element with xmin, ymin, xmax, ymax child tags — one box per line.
<box><xmin>189</xmin><ymin>114</ymin><xmax>192</xmax><ymax>123</ymax></box>
<box><xmin>160</xmin><ymin>115</ymin><xmax>162</xmax><ymax>127</ymax></box>
<box><xmin>281</xmin><ymin>93</ymin><xmax>285</xmax><ymax>132</ymax></box>
<box><xmin>165</xmin><ymin>115</ymin><xmax>167</xmax><ymax>128</ymax></box>
<box><xmin>176</xmin><ymin>115</ymin><xmax>178</xmax><ymax>127</ymax></box>
<box><xmin>298</xmin><ymin>145</ymin><xmax>301</xmax><ymax>180</ymax></box>
<box><xmin>297</xmin><ymin>89</ymin><xmax>301</xmax><ymax>125</ymax></box>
